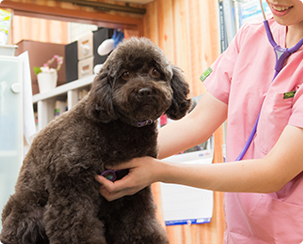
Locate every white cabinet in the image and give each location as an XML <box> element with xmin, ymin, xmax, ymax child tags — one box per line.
<box><xmin>0</xmin><ymin>56</ymin><xmax>23</xmax><ymax>231</ymax></box>
<box><xmin>32</xmin><ymin>74</ymin><xmax>95</xmax><ymax>131</ymax></box>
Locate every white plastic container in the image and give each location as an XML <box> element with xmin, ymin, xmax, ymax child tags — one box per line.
<box><xmin>37</xmin><ymin>71</ymin><xmax>58</xmax><ymax>93</ymax></box>
<box><xmin>0</xmin><ymin>45</ymin><xmax>18</xmax><ymax>56</ymax></box>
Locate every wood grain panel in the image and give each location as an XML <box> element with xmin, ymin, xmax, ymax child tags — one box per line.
<box><xmin>156</xmin><ymin>0</ymin><xmax>174</xmax><ymax>63</ymax></box>
<box><xmin>144</xmin><ymin>1</ymin><xmax>225</xmax><ymax>243</ymax></box>
<box><xmin>172</xmin><ymin>0</ymin><xmax>192</xmax><ymax>97</ymax></box>
<box><xmin>13</xmin><ymin>16</ymin><xmax>69</xmax><ymax>44</ymax></box>
<box><xmin>143</xmin><ymin>1</ymin><xmax>158</xmax><ymax>44</ymax></box>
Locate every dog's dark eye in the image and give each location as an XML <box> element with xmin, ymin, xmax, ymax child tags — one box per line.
<box><xmin>150</xmin><ymin>68</ymin><xmax>160</xmax><ymax>78</ymax></box>
<box><xmin>122</xmin><ymin>71</ymin><xmax>131</xmax><ymax>80</ymax></box>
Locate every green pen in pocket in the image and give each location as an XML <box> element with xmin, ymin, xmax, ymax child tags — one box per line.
<box><xmin>283</xmin><ymin>91</ymin><xmax>296</xmax><ymax>99</ymax></box>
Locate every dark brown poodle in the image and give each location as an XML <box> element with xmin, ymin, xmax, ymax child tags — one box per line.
<box><xmin>0</xmin><ymin>37</ymin><xmax>191</xmax><ymax>244</ymax></box>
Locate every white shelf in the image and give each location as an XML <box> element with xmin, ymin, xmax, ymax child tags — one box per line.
<box><xmin>32</xmin><ymin>75</ymin><xmax>95</xmax><ymax>103</ymax></box>
<box><xmin>32</xmin><ymin>74</ymin><xmax>96</xmax><ymax>131</ymax></box>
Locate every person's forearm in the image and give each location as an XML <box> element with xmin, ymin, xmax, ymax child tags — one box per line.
<box><xmin>156</xmin><ymin>125</ymin><xmax>303</xmax><ymax>194</ymax></box>
<box><xmin>157</xmin><ymin>158</ymin><xmax>283</xmax><ymax>193</ymax></box>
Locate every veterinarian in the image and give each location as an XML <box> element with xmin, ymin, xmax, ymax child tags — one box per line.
<box><xmin>96</xmin><ymin>0</ymin><xmax>303</xmax><ymax>243</ymax></box>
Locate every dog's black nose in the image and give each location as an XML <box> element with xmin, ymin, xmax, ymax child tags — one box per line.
<box><xmin>138</xmin><ymin>88</ymin><xmax>152</xmax><ymax>98</ymax></box>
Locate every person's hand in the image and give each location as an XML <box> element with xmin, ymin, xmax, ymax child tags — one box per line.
<box><xmin>95</xmin><ymin>157</ymin><xmax>160</xmax><ymax>201</ymax></box>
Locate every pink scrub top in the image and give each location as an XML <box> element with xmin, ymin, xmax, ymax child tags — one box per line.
<box><xmin>203</xmin><ymin>17</ymin><xmax>303</xmax><ymax>243</ymax></box>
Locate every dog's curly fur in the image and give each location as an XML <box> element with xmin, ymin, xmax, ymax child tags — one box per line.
<box><xmin>0</xmin><ymin>37</ymin><xmax>191</xmax><ymax>244</ymax></box>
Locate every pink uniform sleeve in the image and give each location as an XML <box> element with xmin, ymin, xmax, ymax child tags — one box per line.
<box><xmin>203</xmin><ymin>24</ymin><xmax>248</xmax><ymax>104</ymax></box>
<box><xmin>289</xmin><ymin>84</ymin><xmax>303</xmax><ymax>129</ymax></box>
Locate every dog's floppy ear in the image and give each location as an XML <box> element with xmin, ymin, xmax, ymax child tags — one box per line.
<box><xmin>165</xmin><ymin>65</ymin><xmax>192</xmax><ymax>120</ymax></box>
<box><xmin>85</xmin><ymin>70</ymin><xmax>118</xmax><ymax>123</ymax></box>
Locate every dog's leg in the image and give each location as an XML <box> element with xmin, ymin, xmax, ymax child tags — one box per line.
<box><xmin>44</xmin><ymin>180</ymin><xmax>106</xmax><ymax>244</ymax></box>
<box><xmin>1</xmin><ymin>192</ymin><xmax>49</xmax><ymax>244</ymax></box>
<box><xmin>103</xmin><ymin>186</ymin><xmax>169</xmax><ymax>244</ymax></box>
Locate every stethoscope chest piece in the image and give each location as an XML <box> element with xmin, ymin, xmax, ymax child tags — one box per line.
<box><xmin>101</xmin><ymin>169</ymin><xmax>129</xmax><ymax>182</ymax></box>
<box><xmin>101</xmin><ymin>170</ymin><xmax>117</xmax><ymax>182</ymax></box>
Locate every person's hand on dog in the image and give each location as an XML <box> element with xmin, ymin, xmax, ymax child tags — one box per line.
<box><xmin>95</xmin><ymin>157</ymin><xmax>162</xmax><ymax>201</ymax></box>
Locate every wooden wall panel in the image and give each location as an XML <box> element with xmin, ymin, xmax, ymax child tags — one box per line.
<box><xmin>157</xmin><ymin>0</ymin><xmax>175</xmax><ymax>63</ymax></box>
<box><xmin>172</xmin><ymin>0</ymin><xmax>192</xmax><ymax>95</ymax></box>
<box><xmin>144</xmin><ymin>1</ymin><xmax>225</xmax><ymax>243</ymax></box>
<box><xmin>12</xmin><ymin>16</ymin><xmax>69</xmax><ymax>44</ymax></box>
<box><xmin>142</xmin><ymin>1</ymin><xmax>158</xmax><ymax>44</ymax></box>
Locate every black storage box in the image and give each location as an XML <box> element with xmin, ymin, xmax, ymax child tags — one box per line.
<box><xmin>65</xmin><ymin>41</ymin><xmax>78</xmax><ymax>83</ymax></box>
<box><xmin>65</xmin><ymin>28</ymin><xmax>113</xmax><ymax>83</ymax></box>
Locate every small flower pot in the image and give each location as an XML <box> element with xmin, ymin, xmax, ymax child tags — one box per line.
<box><xmin>37</xmin><ymin>71</ymin><xmax>57</xmax><ymax>93</ymax></box>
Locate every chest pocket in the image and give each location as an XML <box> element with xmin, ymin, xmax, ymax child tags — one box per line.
<box><xmin>257</xmin><ymin>92</ymin><xmax>294</xmax><ymax>154</ymax></box>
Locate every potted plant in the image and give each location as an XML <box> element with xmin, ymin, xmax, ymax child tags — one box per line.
<box><xmin>34</xmin><ymin>55</ymin><xmax>63</xmax><ymax>93</ymax></box>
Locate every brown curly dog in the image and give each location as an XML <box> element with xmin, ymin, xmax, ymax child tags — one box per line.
<box><xmin>0</xmin><ymin>37</ymin><xmax>191</xmax><ymax>244</ymax></box>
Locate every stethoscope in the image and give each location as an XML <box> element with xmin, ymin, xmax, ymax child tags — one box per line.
<box><xmin>101</xmin><ymin>169</ymin><xmax>129</xmax><ymax>182</ymax></box>
<box><xmin>235</xmin><ymin>0</ymin><xmax>303</xmax><ymax>161</ymax></box>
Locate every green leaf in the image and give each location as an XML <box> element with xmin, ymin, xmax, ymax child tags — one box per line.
<box><xmin>33</xmin><ymin>67</ymin><xmax>42</xmax><ymax>75</ymax></box>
